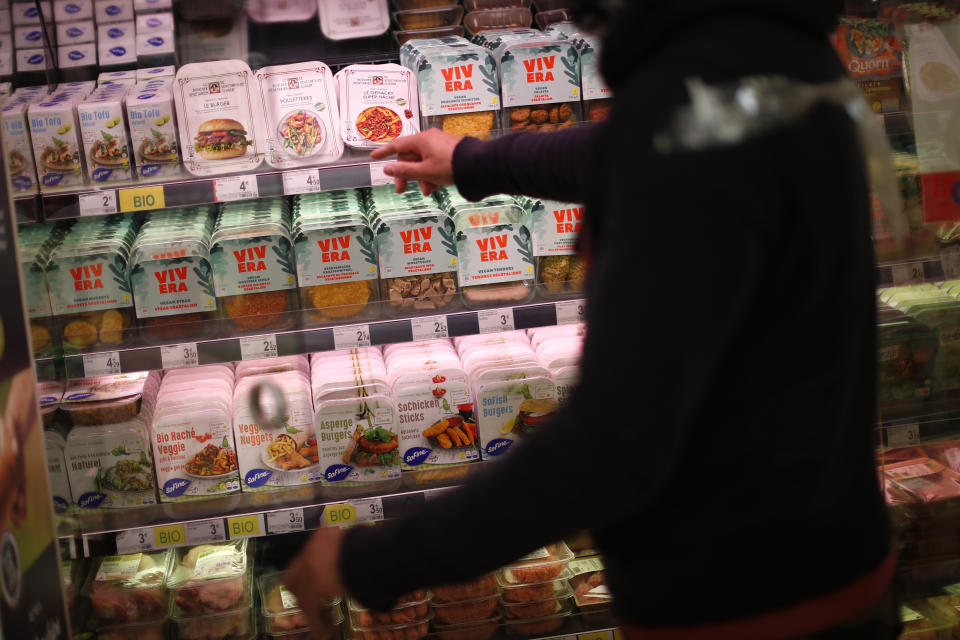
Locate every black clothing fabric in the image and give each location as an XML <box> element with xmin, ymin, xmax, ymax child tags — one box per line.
<box><xmin>341</xmin><ymin>1</ymin><xmax>891</xmax><ymax>629</ymax></box>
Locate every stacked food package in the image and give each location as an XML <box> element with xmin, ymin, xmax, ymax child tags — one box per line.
<box><xmin>497</xmin><ymin>542</ymin><xmax>575</xmax><ymax>636</ymax></box>
<box><xmin>431</xmin><ymin>574</ymin><xmax>499</xmax><ymax>640</ymax></box>
<box><xmin>83</xmin><ymin>550</ymin><xmax>172</xmax><ymax>639</ymax></box>
<box><xmin>258</xmin><ymin>570</ymin><xmax>342</xmax><ymax>640</ymax></box>
<box><xmin>347</xmin><ymin>589</ymin><xmax>434</xmax><ymax>640</ymax></box>
<box><xmin>463</xmin><ymin>0</ymin><xmax>533</xmax><ymax>34</ymax></box>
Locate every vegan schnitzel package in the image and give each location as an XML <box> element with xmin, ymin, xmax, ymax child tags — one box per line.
<box><xmin>335</xmin><ymin>63</ymin><xmax>420</xmax><ymax>150</ymax></box>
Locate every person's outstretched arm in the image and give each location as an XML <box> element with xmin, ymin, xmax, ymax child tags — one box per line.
<box><xmin>369</xmin><ymin>125</ymin><xmax>601</xmax><ymax>203</ymax></box>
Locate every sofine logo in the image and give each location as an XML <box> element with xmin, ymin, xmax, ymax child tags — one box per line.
<box><xmin>78</xmin><ymin>492</ymin><xmax>106</xmax><ymax>509</ymax></box>
<box><xmin>244</xmin><ymin>469</ymin><xmax>273</xmax><ymax>488</ymax></box>
<box><xmin>24</xmin><ymin>6</ymin><xmax>38</xmax><ymax>17</ymax></box>
<box><xmin>27</xmin><ymin>54</ymin><xmax>44</xmax><ymax>65</ymax></box>
<box><xmin>26</xmin><ymin>31</ymin><xmax>41</xmax><ymax>42</ymax></box>
<box><xmin>147</xmin><ymin>36</ymin><xmax>164</xmax><ymax>47</ymax></box>
<box><xmin>109</xmin><ymin>46</ymin><xmax>127</xmax><ymax>57</ymax></box>
<box><xmin>92</xmin><ymin>167</ymin><xmax>114</xmax><ymax>182</ymax></box>
<box><xmin>66</xmin><ymin>27</ymin><xmax>83</xmax><ymax>37</ymax></box>
<box><xmin>163</xmin><ymin>478</ymin><xmax>191</xmax><ymax>497</ymax></box>
<box><xmin>324</xmin><ymin>464</ymin><xmax>352</xmax><ymax>482</ymax></box>
<box><xmin>147</xmin><ymin>67</ymin><xmax>164</xmax><ymax>73</ymax></box>
<box><xmin>485</xmin><ymin>438</ymin><xmax>513</xmax><ymax>456</ymax></box>
<box><xmin>64</xmin><ymin>3</ymin><xmax>82</xmax><ymax>13</ymax></box>
<box><xmin>68</xmin><ymin>50</ymin><xmax>86</xmax><ymax>61</ymax></box>
<box><xmin>140</xmin><ymin>163</ymin><xmax>161</xmax><ymax>177</ymax></box>
<box><xmin>107</xmin><ymin>28</ymin><xmax>124</xmax><ymax>38</ymax></box>
<box><xmin>147</xmin><ymin>17</ymin><xmax>162</xmax><ymax>27</ymax></box>
<box><xmin>403</xmin><ymin>447</ymin><xmax>431</xmax><ymax>467</ymax></box>
<box><xmin>105</xmin><ymin>4</ymin><xmax>122</xmax><ymax>15</ymax></box>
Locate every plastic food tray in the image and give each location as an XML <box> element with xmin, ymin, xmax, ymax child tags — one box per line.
<box><xmin>502</xmin><ymin>542</ymin><xmax>573</xmax><ymax>584</ymax></box>
<box><xmin>432</xmin><ymin>614</ymin><xmax>501</xmax><ymax>640</ymax></box>
<box><xmin>433</xmin><ymin>594</ymin><xmax>498</xmax><ymax>625</ymax></box>
<box><xmin>496</xmin><ymin>567</ymin><xmax>572</xmax><ymax>603</ymax></box>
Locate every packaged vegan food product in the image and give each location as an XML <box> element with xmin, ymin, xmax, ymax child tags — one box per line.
<box><xmin>169</xmin><ymin>604</ymin><xmax>254</xmax><ymax>640</ymax></box>
<box><xmin>375</xmin><ymin>209</ymin><xmax>459</xmax><ymax>314</ymax></box>
<box><xmin>45</xmin><ymin>429</ymin><xmax>72</xmax><ymax>512</ymax></box>
<box><xmin>335</xmin><ymin>64</ymin><xmax>420</xmax><ymax>149</ymax></box>
<box><xmin>95</xmin><ymin>619</ymin><xmax>167</xmax><ymax>640</ymax></box>
<box><xmin>567</xmin><ymin>556</ymin><xmax>611</xmax><ymax>623</ymax></box>
<box><xmin>259</xmin><ymin>571</ymin><xmax>341</xmax><ymax>633</ymax></box>
<box><xmin>210</xmin><ymin>205</ymin><xmax>299</xmax><ymax>333</ymax></box>
<box><xmin>65</xmin><ymin>420</ymin><xmax>158</xmax><ymax>509</ymax></box>
<box><xmin>395</xmin><ymin>380</ymin><xmax>477</xmax><ymax>470</ymax></box>
<box><xmin>394</xmin><ymin>26</ymin><xmax>466</xmax><ymax>46</ymax></box>
<box><xmin>500</xmin><ymin>584</ymin><xmax>572</xmax><ymax>619</ymax></box>
<box><xmin>348</xmin><ymin>591</ymin><xmax>432</xmax><ymax>626</ymax></box>
<box><xmin>348</xmin><ymin>612</ymin><xmax>433</xmax><ymax>640</ymax></box>
<box><xmin>452</xmin><ymin>202</ymin><xmax>535</xmax><ymax>309</ymax></box>
<box><xmin>432</xmin><ymin>594</ymin><xmax>497</xmax><ymax>625</ymax></box>
<box><xmin>529</xmin><ymin>199</ymin><xmax>583</xmax><ymax>296</ymax></box>
<box><xmin>255</xmin><ymin>61</ymin><xmax>343</xmax><ymax>168</ymax></box>
<box><xmin>318</xmin><ymin>0</ymin><xmax>389</xmax><ymax>40</ymax></box>
<box><xmin>572</xmin><ymin>34</ymin><xmax>612</xmax><ymax>122</ymax></box>
<box><xmin>78</xmin><ymin>82</ymin><xmax>133</xmax><ymax>182</ymax></box>
<box><xmin>314</xmin><ymin>386</ymin><xmax>401</xmax><ymax>488</ymax></box>
<box><xmin>876</xmin><ymin>317</ymin><xmax>937</xmax><ymax>413</ymax></box>
<box><xmin>233</xmin><ymin>370</ymin><xmax>320</xmax><ymax>491</ymax></box>
<box><xmin>2</xmin><ymin>90</ymin><xmax>43</xmax><ymax>195</ymax></box>
<box><xmin>166</xmin><ymin>541</ymin><xmax>250</xmax><ymax>615</ymax></box>
<box><xmin>880</xmin><ymin>457</ymin><xmax>960</xmax><ymax>503</ymax></box>
<box><xmin>28</xmin><ymin>88</ymin><xmax>86</xmax><ymax>189</ymax></box>
<box><xmin>464</xmin><ymin>8</ymin><xmax>532</xmax><ymax>32</ymax></box>
<box><xmin>906</xmin><ymin>22</ymin><xmax>960</xmax><ymax>104</ymax></box>
<box><xmin>85</xmin><ymin>551</ymin><xmax>172</xmax><ymax>624</ymax></box>
<box><xmin>432</xmin><ymin>615</ymin><xmax>500</xmax><ymax>640</ymax></box>
<box><xmin>126</xmin><ymin>78</ymin><xmax>181</xmax><ymax>179</ymax></box>
<box><xmin>18</xmin><ymin>225</ymin><xmax>58</xmax><ymax>357</ymax></box>
<box><xmin>432</xmin><ymin>575</ymin><xmax>498</xmax><ymax>603</ymax></box>
<box><xmin>832</xmin><ymin>18</ymin><xmax>902</xmax><ymax>80</ymax></box>
<box><xmin>502</xmin><ymin>542</ymin><xmax>573</xmax><ymax>583</ymax></box>
<box><xmin>173</xmin><ymin>60</ymin><xmax>267</xmax><ymax>176</ymax></box>
<box><xmin>498</xmin><ymin>38</ymin><xmax>580</xmax><ymax>132</ymax></box>
<box><xmin>500</xmin><ymin>602</ymin><xmax>571</xmax><ymax>637</ymax></box>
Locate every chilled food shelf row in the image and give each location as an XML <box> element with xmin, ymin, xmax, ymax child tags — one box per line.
<box><xmin>34</xmin><ymin>299</ymin><xmax>582</xmax><ymax>378</ymax></box>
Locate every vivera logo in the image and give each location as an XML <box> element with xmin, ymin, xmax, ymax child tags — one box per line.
<box><xmin>441</xmin><ymin>64</ymin><xmax>473</xmax><ymax>91</ymax></box>
<box><xmin>154</xmin><ymin>266</ymin><xmax>189</xmax><ymax>293</ymax></box>
<box><xmin>523</xmin><ymin>56</ymin><xmax>556</xmax><ymax>83</ymax></box>
<box><xmin>244</xmin><ymin>468</ymin><xmax>273</xmax><ymax>488</ymax></box>
<box><xmin>467</xmin><ymin>211</ymin><xmax>498</xmax><ymax>226</ymax></box>
<box><xmin>324</xmin><ymin>464</ymin><xmax>353</xmax><ymax>482</ymax></box>
<box><xmin>400</xmin><ymin>227</ymin><xmax>432</xmax><ymax>254</ymax></box>
<box><xmin>476</xmin><ymin>235</ymin><xmax>508</xmax><ymax>261</ymax></box>
<box><xmin>70</xmin><ymin>263</ymin><xmax>103</xmax><ymax>291</ymax></box>
<box><xmin>317</xmin><ymin>236</ymin><xmax>350</xmax><ymax>262</ymax></box>
<box><xmin>233</xmin><ymin>246</ymin><xmax>267</xmax><ymax>273</ymax></box>
<box><xmin>553</xmin><ymin>206</ymin><xmax>584</xmax><ymax>233</ymax></box>
<box><xmin>163</xmin><ymin>477</ymin><xmax>192</xmax><ymax>497</ymax></box>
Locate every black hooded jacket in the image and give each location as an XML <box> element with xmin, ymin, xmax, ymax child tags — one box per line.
<box><xmin>340</xmin><ymin>0</ymin><xmax>892</xmax><ymax>630</ymax></box>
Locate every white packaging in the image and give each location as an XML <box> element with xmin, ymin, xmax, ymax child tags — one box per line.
<box><xmin>97</xmin><ymin>68</ymin><xmax>135</xmax><ymax>84</ymax></box>
<box><xmin>56</xmin><ymin>80</ymin><xmax>94</xmax><ymax>93</ymax></box>
<box><xmin>0</xmin><ymin>51</ymin><xmax>9</xmax><ymax>76</ymax></box>
<box><xmin>65</xmin><ymin>423</ymin><xmax>157</xmax><ymax>509</ymax></box>
<box><xmin>15</xmin><ymin>47</ymin><xmax>46</xmax><ymax>73</ymax></box>
<box><xmin>95</xmin><ymin>0</ymin><xmax>133</xmax><ymax>23</ymax></box>
<box><xmin>97</xmin><ymin>20</ymin><xmax>133</xmax><ymax>42</ymax></box>
<box><xmin>58</xmin><ymin>42</ymin><xmax>96</xmax><ymax>68</ymax></box>
<box><xmin>54</xmin><ymin>0</ymin><xmax>93</xmax><ymax>21</ymax></box>
<box><xmin>0</xmin><ymin>10</ymin><xmax>10</xmax><ymax>34</ymax></box>
<box><xmin>2</xmin><ymin>97</ymin><xmax>39</xmax><ymax>194</ymax></box>
<box><xmin>28</xmin><ymin>93</ymin><xmax>85</xmax><ymax>189</ymax></box>
<box><xmin>314</xmin><ymin>392</ymin><xmax>401</xmax><ymax>486</ymax></box>
<box><xmin>177</xmin><ymin>13</ymin><xmax>247</xmax><ymax>64</ymax></box>
<box><xmin>135</xmin><ymin>10</ymin><xmax>171</xmax><ymax>32</ymax></box>
<box><xmin>135</xmin><ymin>29</ymin><xmax>173</xmax><ymax>59</ymax></box>
<box><xmin>395</xmin><ymin>382</ymin><xmax>477</xmax><ymax>471</ymax></box>
<box><xmin>78</xmin><ymin>86</ymin><xmax>133</xmax><ymax>182</ymax></box>
<box><xmin>248</xmin><ymin>0</ymin><xmax>315</xmax><ymax>22</ymax></box>
<box><xmin>255</xmin><ymin>61</ymin><xmax>343</xmax><ymax>169</ymax></box>
<box><xmin>335</xmin><ymin>63</ymin><xmax>420</xmax><ymax>150</ymax></box>
<box><xmin>317</xmin><ymin>0</ymin><xmax>388</xmax><ymax>41</ymax></box>
<box><xmin>97</xmin><ymin>32</ymin><xmax>135</xmax><ymax>67</ymax></box>
<box><xmin>135</xmin><ymin>64</ymin><xmax>173</xmax><ymax>80</ymax></box>
<box><xmin>134</xmin><ymin>0</ymin><xmax>169</xmax><ymax>11</ymax></box>
<box><xmin>474</xmin><ymin>377</ymin><xmax>557</xmax><ymax>460</ymax></box>
<box><xmin>0</xmin><ymin>33</ymin><xmax>11</xmax><ymax>55</ymax></box>
<box><xmin>12</xmin><ymin>2</ymin><xmax>51</xmax><ymax>25</ymax></box>
<box><xmin>173</xmin><ymin>59</ymin><xmax>267</xmax><ymax>176</ymax></box>
<box><xmin>13</xmin><ymin>24</ymin><xmax>44</xmax><ymax>49</ymax></box>
<box><xmin>45</xmin><ymin>430</ymin><xmax>73</xmax><ymax>513</ymax></box>
<box><xmin>126</xmin><ymin>78</ymin><xmax>180</xmax><ymax>178</ymax></box>
<box><xmin>0</xmin><ymin>81</ymin><xmax>11</xmax><ymax>95</ymax></box>
<box><xmin>57</xmin><ymin>19</ymin><xmax>95</xmax><ymax>44</ymax></box>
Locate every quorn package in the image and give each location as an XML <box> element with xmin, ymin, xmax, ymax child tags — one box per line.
<box><xmin>317</xmin><ymin>0</ymin><xmax>390</xmax><ymax>40</ymax></box>
<box><xmin>125</xmin><ymin>78</ymin><xmax>181</xmax><ymax>179</ymax></box>
<box><xmin>336</xmin><ymin>63</ymin><xmax>420</xmax><ymax>149</ymax></box>
<box><xmin>529</xmin><ymin>199</ymin><xmax>584</xmax><ymax>295</ymax></box>
<box><xmin>78</xmin><ymin>82</ymin><xmax>134</xmax><ymax>183</ymax></box>
<box><xmin>497</xmin><ymin>38</ymin><xmax>581</xmax><ymax>132</ymax></box>
<box><xmin>255</xmin><ymin>61</ymin><xmax>344</xmax><ymax>168</ymax></box>
<box><xmin>173</xmin><ymin>59</ymin><xmax>267</xmax><ymax>176</ymax></box>
<box><xmin>832</xmin><ymin>18</ymin><xmax>903</xmax><ymax>80</ymax></box>
<box><xmin>409</xmin><ymin>43</ymin><xmax>501</xmax><ymax>139</ymax></box>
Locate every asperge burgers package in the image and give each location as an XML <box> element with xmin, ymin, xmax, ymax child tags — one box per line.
<box><xmin>335</xmin><ymin>63</ymin><xmax>420</xmax><ymax>150</ymax></box>
<box><xmin>174</xmin><ymin>59</ymin><xmax>266</xmax><ymax>176</ymax></box>
<box><xmin>255</xmin><ymin>61</ymin><xmax>344</xmax><ymax>168</ymax></box>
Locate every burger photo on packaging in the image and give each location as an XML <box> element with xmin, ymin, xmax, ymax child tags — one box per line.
<box><xmin>513</xmin><ymin>398</ymin><xmax>558</xmax><ymax>434</ymax></box>
<box><xmin>193</xmin><ymin>118</ymin><xmax>252</xmax><ymax>160</ymax></box>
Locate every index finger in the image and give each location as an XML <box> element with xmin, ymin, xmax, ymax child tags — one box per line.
<box><xmin>370</xmin><ymin>135</ymin><xmax>421</xmax><ymax>160</ymax></box>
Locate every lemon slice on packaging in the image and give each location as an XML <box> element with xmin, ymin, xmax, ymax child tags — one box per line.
<box><xmin>500</xmin><ymin>418</ymin><xmax>515</xmax><ymax>435</ymax></box>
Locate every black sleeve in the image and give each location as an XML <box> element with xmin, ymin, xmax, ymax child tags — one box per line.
<box><xmin>339</xmin><ymin>159</ymin><xmax>769</xmax><ymax>611</ymax></box>
<box><xmin>452</xmin><ymin>124</ymin><xmax>601</xmax><ymax>202</ymax></box>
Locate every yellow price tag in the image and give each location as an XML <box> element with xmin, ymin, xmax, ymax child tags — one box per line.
<box><xmin>613</xmin><ymin>630</ymin><xmax>623</xmax><ymax>640</ymax></box>
<box><xmin>152</xmin><ymin>524</ymin><xmax>186</xmax><ymax>547</ymax></box>
<box><xmin>226</xmin><ymin>515</ymin><xmax>262</xmax><ymax>538</ymax></box>
<box><xmin>118</xmin><ymin>185</ymin><xmax>165</xmax><ymax>212</ymax></box>
<box><xmin>324</xmin><ymin>503</ymin><xmax>356</xmax><ymax>527</ymax></box>
<box><xmin>579</xmin><ymin>632</ymin><xmax>612</xmax><ymax>640</ymax></box>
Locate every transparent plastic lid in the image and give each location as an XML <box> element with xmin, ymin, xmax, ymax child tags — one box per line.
<box><xmin>165</xmin><ymin>539</ymin><xmax>249</xmax><ymax>592</ymax></box>
<box><xmin>86</xmin><ymin>551</ymin><xmax>172</xmax><ymax>595</ymax></box>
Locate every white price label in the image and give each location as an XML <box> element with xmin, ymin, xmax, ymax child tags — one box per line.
<box><xmin>240</xmin><ymin>334</ymin><xmax>278</xmax><ymax>360</ymax></box>
<box><xmin>115</xmin><ymin>528</ymin><xmax>154</xmax><ymax>554</ymax></box>
<box><xmin>478</xmin><ymin>308</ymin><xmax>515</xmax><ymax>334</ymax></box>
<box><xmin>282</xmin><ymin>168</ymin><xmax>322</xmax><ymax>195</ymax></box>
<box><xmin>888</xmin><ymin>423</ymin><xmax>920</xmax><ymax>448</ymax></box>
<box><xmin>214</xmin><ymin>175</ymin><xmax>259</xmax><ymax>202</ymax></box>
<box><xmin>82</xmin><ymin>351</ymin><xmax>121</xmax><ymax>376</ymax></box>
<box><xmin>892</xmin><ymin>263</ymin><xmax>924</xmax><ymax>285</ymax></box>
<box><xmin>555</xmin><ymin>300</ymin><xmax>585</xmax><ymax>325</ymax></box>
<box><xmin>369</xmin><ymin>161</ymin><xmax>392</xmax><ymax>186</ymax></box>
<box><xmin>410</xmin><ymin>315</ymin><xmax>448</xmax><ymax>341</ymax></box>
<box><xmin>160</xmin><ymin>343</ymin><xmax>199</xmax><ymax>369</ymax></box>
<box><xmin>352</xmin><ymin>497</ymin><xmax>384</xmax><ymax>523</ymax></box>
<box><xmin>78</xmin><ymin>190</ymin><xmax>118</xmax><ymax>216</ymax></box>
<box><xmin>266</xmin><ymin>508</ymin><xmax>305</xmax><ymax>535</ymax></box>
<box><xmin>333</xmin><ymin>324</ymin><xmax>371</xmax><ymax>350</ymax></box>
<box><xmin>185</xmin><ymin>519</ymin><xmax>225</xmax><ymax>544</ymax></box>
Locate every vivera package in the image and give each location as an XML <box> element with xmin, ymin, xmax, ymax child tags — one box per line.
<box><xmin>125</xmin><ymin>78</ymin><xmax>181</xmax><ymax>179</ymax></box>
<box><xmin>77</xmin><ymin>83</ymin><xmax>134</xmax><ymax>183</ymax></box>
<box><xmin>314</xmin><ymin>390</ymin><xmax>401</xmax><ymax>487</ymax></box>
<box><xmin>255</xmin><ymin>61</ymin><xmax>344</xmax><ymax>168</ymax></box>
<box><xmin>530</xmin><ymin>199</ymin><xmax>584</xmax><ymax>296</ymax></box>
<box><xmin>499</xmin><ymin>38</ymin><xmax>581</xmax><ymax>132</ymax></box>
<box><xmin>335</xmin><ymin>63</ymin><xmax>420</xmax><ymax>150</ymax></box>
<box><xmin>174</xmin><ymin>59</ymin><xmax>267</xmax><ymax>176</ymax></box>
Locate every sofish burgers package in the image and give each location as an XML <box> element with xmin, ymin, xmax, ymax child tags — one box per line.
<box><xmin>173</xmin><ymin>59</ymin><xmax>266</xmax><ymax>176</ymax></box>
<box><xmin>255</xmin><ymin>61</ymin><xmax>343</xmax><ymax>168</ymax></box>
<box><xmin>335</xmin><ymin>63</ymin><xmax>420</xmax><ymax>150</ymax></box>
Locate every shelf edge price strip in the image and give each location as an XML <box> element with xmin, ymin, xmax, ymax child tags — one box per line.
<box><xmin>266</xmin><ymin>508</ymin><xmax>305</xmax><ymax>534</ymax></box>
<box><xmin>333</xmin><ymin>324</ymin><xmax>371</xmax><ymax>350</ymax></box>
<box><xmin>891</xmin><ymin>262</ymin><xmax>925</xmax><ymax>286</ymax></box>
<box><xmin>411</xmin><ymin>315</ymin><xmax>449</xmax><ymax>341</ymax></box>
<box><xmin>160</xmin><ymin>342</ymin><xmax>199</xmax><ymax>369</ymax></box>
<box><xmin>282</xmin><ymin>168</ymin><xmax>322</xmax><ymax>195</ymax></box>
<box><xmin>116</xmin><ymin>524</ymin><xmax>187</xmax><ymax>554</ymax></box>
<box><xmin>555</xmin><ymin>300</ymin><xmax>585</xmax><ymax>325</ymax></box>
<box><xmin>78</xmin><ymin>190</ymin><xmax>118</xmax><ymax>216</ymax></box>
<box><xmin>214</xmin><ymin>175</ymin><xmax>260</xmax><ymax>202</ymax></box>
<box><xmin>82</xmin><ymin>350</ymin><xmax>121</xmax><ymax>376</ymax></box>
<box><xmin>185</xmin><ymin>518</ymin><xmax>226</xmax><ymax>545</ymax></box>
<box><xmin>323</xmin><ymin>497</ymin><xmax>384</xmax><ymax>528</ymax></box>
<box><xmin>240</xmin><ymin>334</ymin><xmax>279</xmax><ymax>360</ymax></box>
<box><xmin>226</xmin><ymin>514</ymin><xmax>265</xmax><ymax>539</ymax></box>
<box><xmin>477</xmin><ymin>308</ymin><xmax>515</xmax><ymax>334</ymax></box>
<box><xmin>888</xmin><ymin>422</ymin><xmax>920</xmax><ymax>448</ymax></box>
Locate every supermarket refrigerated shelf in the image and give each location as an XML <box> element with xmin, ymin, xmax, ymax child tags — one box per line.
<box><xmin>877</xmin><ymin>255</ymin><xmax>947</xmax><ymax>288</ymax></box>
<box><xmin>41</xmin><ymin>299</ymin><xmax>584</xmax><ymax>379</ymax></box>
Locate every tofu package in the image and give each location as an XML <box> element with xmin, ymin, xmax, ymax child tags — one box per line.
<box><xmin>173</xmin><ymin>59</ymin><xmax>266</xmax><ymax>176</ymax></box>
<box><xmin>126</xmin><ymin>77</ymin><xmax>180</xmax><ymax>178</ymax></box>
<box><xmin>136</xmin><ymin>30</ymin><xmax>175</xmax><ymax>66</ymax></box>
<box><xmin>57</xmin><ymin>19</ymin><xmax>96</xmax><ymax>45</ymax></box>
<box><xmin>98</xmin><ymin>69</ymin><xmax>136</xmax><ymax>86</ymax></box>
<box><xmin>98</xmin><ymin>31</ymin><xmax>136</xmax><ymax>68</ymax></box>
<box><xmin>335</xmin><ymin>63</ymin><xmax>420</xmax><ymax>150</ymax></box>
<box><xmin>135</xmin><ymin>11</ymin><xmax>173</xmax><ymax>33</ymax></box>
<box><xmin>77</xmin><ymin>82</ymin><xmax>133</xmax><ymax>183</ymax></box>
<box><xmin>255</xmin><ymin>61</ymin><xmax>343</xmax><ymax>169</ymax></box>
<box><xmin>55</xmin><ymin>0</ymin><xmax>94</xmax><ymax>21</ymax></box>
<box><xmin>28</xmin><ymin>89</ymin><xmax>86</xmax><ymax>189</ymax></box>
<box><xmin>95</xmin><ymin>0</ymin><xmax>133</xmax><ymax>23</ymax></box>
<box><xmin>135</xmin><ymin>64</ymin><xmax>174</xmax><ymax>81</ymax></box>
<box><xmin>134</xmin><ymin>0</ymin><xmax>170</xmax><ymax>11</ymax></box>
<box><xmin>12</xmin><ymin>1</ymin><xmax>51</xmax><ymax>25</ymax></box>
<box><xmin>1</xmin><ymin>89</ymin><xmax>44</xmax><ymax>195</ymax></box>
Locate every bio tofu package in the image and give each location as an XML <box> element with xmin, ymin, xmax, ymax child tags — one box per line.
<box><xmin>1</xmin><ymin>93</ymin><xmax>42</xmax><ymax>195</ymax></box>
<box><xmin>126</xmin><ymin>78</ymin><xmax>181</xmax><ymax>178</ymax></box>
<box><xmin>77</xmin><ymin>83</ymin><xmax>134</xmax><ymax>183</ymax></box>
<box><xmin>57</xmin><ymin>20</ymin><xmax>96</xmax><ymax>45</ymax></box>
<box><xmin>28</xmin><ymin>90</ymin><xmax>86</xmax><ymax>189</ymax></box>
<box><xmin>255</xmin><ymin>61</ymin><xmax>343</xmax><ymax>168</ymax></box>
<box><xmin>335</xmin><ymin>63</ymin><xmax>420</xmax><ymax>150</ymax></box>
<box><xmin>174</xmin><ymin>59</ymin><xmax>267</xmax><ymax>176</ymax></box>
